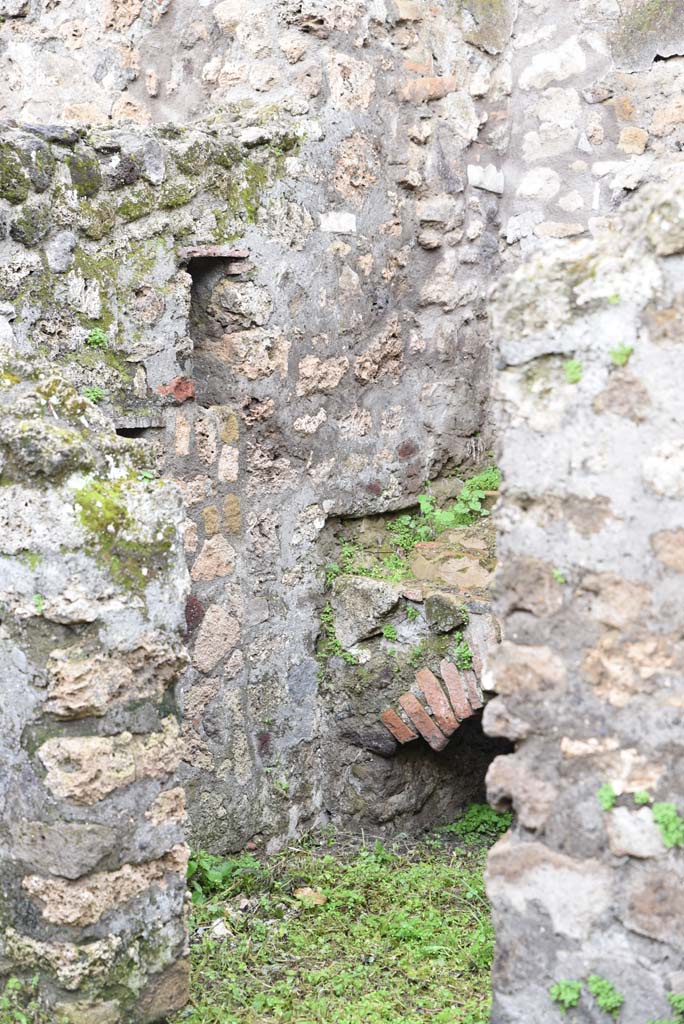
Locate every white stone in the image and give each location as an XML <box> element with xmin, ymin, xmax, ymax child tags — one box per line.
<box><xmin>518</xmin><ymin>36</ymin><xmax>586</xmax><ymax>91</ymax></box>
<box><xmin>45</xmin><ymin>231</ymin><xmax>77</xmax><ymax>273</ymax></box>
<box><xmin>293</xmin><ymin>409</ymin><xmax>327</xmax><ymax>434</ymax></box>
<box><xmin>522</xmin><ymin>127</ymin><xmax>576</xmax><ymax>163</ymax></box>
<box><xmin>536</xmin><ymin>87</ymin><xmax>581</xmax><ymax>130</ymax></box>
<box><xmin>239</xmin><ymin>125</ymin><xmax>272</xmax><ymax>147</ymax></box>
<box><xmin>643</xmin><ymin>440</ymin><xmax>684</xmax><ymax>498</ymax></box>
<box><xmin>0</xmin><ymin>316</ymin><xmax>16</xmax><ymax>357</ymax></box>
<box><xmin>213</xmin><ymin>0</ymin><xmax>251</xmax><ymax>31</ymax></box>
<box><xmin>607</xmin><ymin>808</ymin><xmax>664</xmax><ymax>859</ymax></box>
<box><xmin>469</xmin><ymin>64</ymin><xmax>491</xmax><ymax>98</ymax></box>
<box><xmin>320</xmin><ymin>211</ymin><xmax>357</xmax><ymax>234</ymax></box>
<box><xmin>516</xmin><ymin>167</ymin><xmax>560</xmax><ymax>200</ymax></box>
<box><xmin>467</xmin><ymin>163</ymin><xmax>504</xmax><ymax>195</ymax></box>
<box><xmin>558</xmin><ymin>190</ymin><xmax>584</xmax><ymax>212</ymax></box>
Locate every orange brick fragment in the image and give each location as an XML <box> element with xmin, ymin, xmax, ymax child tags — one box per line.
<box><xmin>397</xmin><ymin>75</ymin><xmax>458</xmax><ymax>103</ymax></box>
<box><xmin>463</xmin><ymin>670</ymin><xmax>484</xmax><ymax>710</ymax></box>
<box><xmin>439</xmin><ymin>661</ymin><xmax>473</xmax><ymax>721</ymax></box>
<box><xmin>380</xmin><ymin>708</ymin><xmax>418</xmax><ymax>744</ymax></box>
<box><xmin>416</xmin><ymin>668</ymin><xmax>458</xmax><ymax>736</ymax></box>
<box><xmin>399</xmin><ymin>693</ymin><xmax>448</xmax><ymax>751</ymax></box>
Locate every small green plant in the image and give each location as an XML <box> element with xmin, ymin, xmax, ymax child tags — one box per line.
<box><xmin>550</xmin><ymin>979</ymin><xmax>582</xmax><ymax>1013</ymax></box>
<box><xmin>386</xmin><ymin>467</ymin><xmax>502</xmax><ymax>555</ymax></box>
<box><xmin>608</xmin><ymin>293</ymin><xmax>621</xmax><ymax>305</ymax></box>
<box><xmin>32</xmin><ymin>594</ymin><xmax>45</xmax><ymax>615</ymax></box>
<box><xmin>652</xmin><ymin>803</ymin><xmax>684</xmax><ymax>848</ymax></box>
<box><xmin>85</xmin><ymin>327</ymin><xmax>108</xmax><ymax>349</ymax></box>
<box><xmin>187</xmin><ymin>851</ymin><xmax>267</xmax><ymax>904</ymax></box>
<box><xmin>564</xmin><ymin>359</ymin><xmax>583</xmax><ymax>384</ymax></box>
<box><xmin>325</xmin><ymin>561</ymin><xmax>341</xmax><ymax>588</ymax></box>
<box><xmin>633</xmin><ymin>790</ymin><xmax>652</xmax><ymax>806</ymax></box>
<box><xmin>408</xmin><ymin>641</ymin><xmax>426</xmax><ymax>668</ymax></box>
<box><xmin>318</xmin><ymin>604</ymin><xmax>358</xmax><ymax>665</ymax></box>
<box><xmin>83</xmin><ymin>384</ymin><xmax>106</xmax><ymax>404</ymax></box>
<box><xmin>597</xmin><ymin>783</ymin><xmax>617</xmax><ymax>811</ymax></box>
<box><xmin>610</xmin><ymin>343</ymin><xmax>633</xmax><ymax>367</ymax></box>
<box><xmin>442</xmin><ymin>804</ymin><xmax>512</xmax><ymax>844</ymax></box>
<box><xmin>668</xmin><ymin>993</ymin><xmax>684</xmax><ymax>1017</ymax></box>
<box><xmin>586</xmin><ymin>975</ymin><xmax>624</xmax><ymax>1018</ymax></box>
<box><xmin>138</xmin><ymin>469</ymin><xmax>156</xmax><ymax>482</ymax></box>
<box><xmin>406</xmin><ymin>605</ymin><xmax>419</xmax><ymax>622</ymax></box>
<box><xmin>0</xmin><ymin>975</ymin><xmax>51</xmax><ymax>1023</ymax></box>
<box><xmin>552</xmin><ymin>568</ymin><xmax>567</xmax><ymax>584</ymax></box>
<box><xmin>454</xmin><ymin>635</ymin><xmax>473</xmax><ymax>671</ymax></box>
<box><xmin>382</xmin><ymin>624</ymin><xmax>398</xmax><ymax>641</ymax></box>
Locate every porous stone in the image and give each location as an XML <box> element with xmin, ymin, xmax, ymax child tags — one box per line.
<box><xmin>329</xmin><ymin>576</ymin><xmax>401</xmax><ymax>648</ymax></box>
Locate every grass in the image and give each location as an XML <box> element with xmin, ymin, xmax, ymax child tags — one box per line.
<box><xmin>172</xmin><ymin>812</ymin><xmax>511</xmax><ymax>1024</ymax></box>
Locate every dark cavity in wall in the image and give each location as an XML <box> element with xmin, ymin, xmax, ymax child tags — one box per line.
<box><xmin>315</xmin><ymin>506</ymin><xmax>512</xmax><ymax>834</ymax></box>
<box><xmin>185</xmin><ymin>250</ymin><xmax>254</xmax><ymax>409</ymax></box>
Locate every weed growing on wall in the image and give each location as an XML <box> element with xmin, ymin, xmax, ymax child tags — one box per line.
<box><xmin>173</xmin><ymin>815</ymin><xmax>504</xmax><ymax>1024</ymax></box>
<box><xmin>453</xmin><ymin>634</ymin><xmax>474</xmax><ymax>671</ymax></box>
<box><xmin>83</xmin><ymin>384</ymin><xmax>106</xmax><ymax>403</ymax></box>
<box><xmin>587</xmin><ymin>975</ymin><xmax>624</xmax><ymax>1018</ymax></box>
<box><xmin>318</xmin><ymin>604</ymin><xmax>358</xmax><ymax>665</ymax></box>
<box><xmin>550</xmin><ymin>979</ymin><xmax>582</xmax><ymax>1013</ymax></box>
<box><xmin>652</xmin><ymin>803</ymin><xmax>684</xmax><ymax>848</ymax></box>
<box><xmin>563</xmin><ymin>359</ymin><xmax>583</xmax><ymax>384</ymax></box>
<box><xmin>610</xmin><ymin>343</ymin><xmax>633</xmax><ymax>366</ymax></box>
<box><xmin>0</xmin><ymin>976</ymin><xmax>51</xmax><ymax>1024</ymax></box>
<box><xmin>85</xmin><ymin>327</ymin><xmax>108</xmax><ymax>349</ymax></box>
<box><xmin>597</xmin><ymin>783</ymin><xmax>617</xmax><ymax>811</ymax></box>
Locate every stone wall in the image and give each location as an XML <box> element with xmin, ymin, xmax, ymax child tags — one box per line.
<box><xmin>485</xmin><ymin>166</ymin><xmax>684</xmax><ymax>1024</ymax></box>
<box><xmin>0</xmin><ymin>2</ymin><xmax>510</xmax><ymax>1016</ymax></box>
<box><xmin>1</xmin><ymin>0</ymin><xmax>684</xmax><ymax>1020</ymax></box>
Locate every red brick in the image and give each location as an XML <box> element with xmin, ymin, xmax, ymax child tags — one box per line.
<box><xmin>440</xmin><ymin>660</ymin><xmax>473</xmax><ymax>721</ymax></box>
<box><xmin>399</xmin><ymin>693</ymin><xmax>448</xmax><ymax>751</ymax></box>
<box><xmin>179</xmin><ymin>245</ymin><xmax>250</xmax><ymax>263</ymax></box>
<box><xmin>398</xmin><ymin>75</ymin><xmax>458</xmax><ymax>103</ymax></box>
<box><xmin>158</xmin><ymin>376</ymin><xmax>196</xmax><ymax>403</ymax></box>
<box><xmin>416</xmin><ymin>668</ymin><xmax>459</xmax><ymax>736</ymax></box>
<box><xmin>463</xmin><ymin>669</ymin><xmax>484</xmax><ymax>710</ymax></box>
<box><xmin>380</xmin><ymin>708</ymin><xmax>418</xmax><ymax>744</ymax></box>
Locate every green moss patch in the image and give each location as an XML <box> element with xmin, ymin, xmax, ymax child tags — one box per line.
<box><xmin>0</xmin><ymin>143</ymin><xmax>31</xmax><ymax>205</ymax></box>
<box><xmin>74</xmin><ymin>478</ymin><xmax>174</xmax><ymax>592</ymax></box>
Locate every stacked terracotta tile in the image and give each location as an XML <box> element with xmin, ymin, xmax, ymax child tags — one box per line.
<box><xmin>380</xmin><ymin>660</ymin><xmax>484</xmax><ymax>751</ymax></box>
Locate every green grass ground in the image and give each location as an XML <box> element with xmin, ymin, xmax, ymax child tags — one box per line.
<box><xmin>172</xmin><ymin>805</ymin><xmax>510</xmax><ymax>1024</ymax></box>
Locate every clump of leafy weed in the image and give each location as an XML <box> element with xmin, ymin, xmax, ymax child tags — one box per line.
<box><xmin>382</xmin><ymin>624</ymin><xmax>398</xmax><ymax>641</ymax></box>
<box><xmin>586</xmin><ymin>975</ymin><xmax>624</xmax><ymax>1018</ymax></box>
<box><xmin>85</xmin><ymin>327</ymin><xmax>108</xmax><ymax>349</ymax></box>
<box><xmin>188</xmin><ymin>852</ymin><xmax>269</xmax><ymax>905</ymax></box>
<box><xmin>453</xmin><ymin>634</ymin><xmax>473</xmax><ymax>671</ymax></box>
<box><xmin>597</xmin><ymin>783</ymin><xmax>617</xmax><ymax>811</ymax></box>
<box><xmin>550</xmin><ymin>979</ymin><xmax>582</xmax><ymax>1013</ymax></box>
<box><xmin>652</xmin><ymin>803</ymin><xmax>684</xmax><ymax>848</ymax></box>
<box><xmin>441</xmin><ymin>804</ymin><xmax>512</xmax><ymax>844</ymax></box>
<box><xmin>0</xmin><ymin>975</ymin><xmax>51</xmax><ymax>1024</ymax></box>
<box><xmin>386</xmin><ymin>467</ymin><xmax>501</xmax><ymax>556</ymax></box>
<box><xmin>318</xmin><ymin>604</ymin><xmax>358</xmax><ymax>665</ymax></box>
<box><xmin>83</xmin><ymin>384</ymin><xmax>106</xmax><ymax>404</ymax></box>
<box><xmin>610</xmin><ymin>343</ymin><xmax>633</xmax><ymax>367</ymax></box>
<box><xmin>564</xmin><ymin>359</ymin><xmax>583</xmax><ymax>384</ymax></box>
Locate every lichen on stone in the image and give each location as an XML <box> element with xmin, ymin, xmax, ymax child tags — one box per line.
<box><xmin>73</xmin><ymin>477</ymin><xmax>175</xmax><ymax>592</ymax></box>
